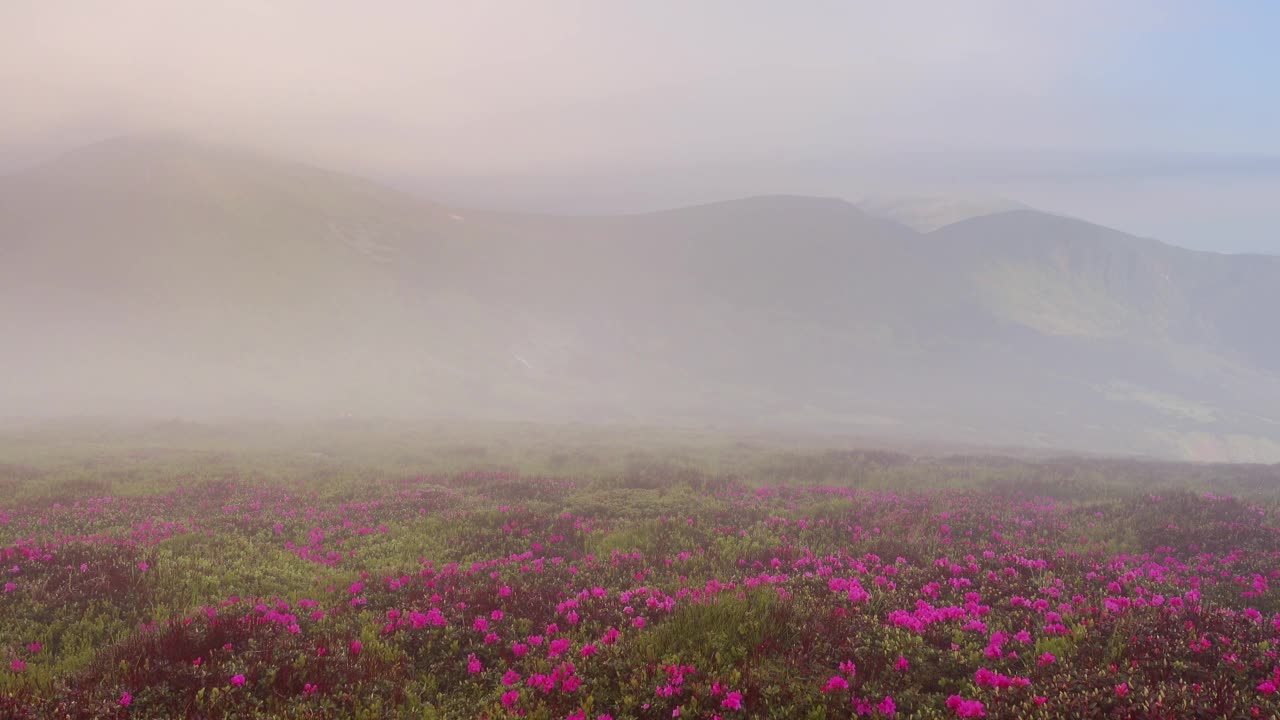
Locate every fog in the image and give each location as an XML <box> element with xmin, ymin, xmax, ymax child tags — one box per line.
<box><xmin>3</xmin><ymin>3</ymin><xmax>1280</xmax><ymax>462</ymax></box>
<box><xmin>4</xmin><ymin>1</ymin><xmax>1280</xmax><ymax>250</ymax></box>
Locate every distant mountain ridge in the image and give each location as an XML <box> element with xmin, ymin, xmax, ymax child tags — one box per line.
<box><xmin>856</xmin><ymin>194</ymin><xmax>1027</xmax><ymax>231</ymax></box>
<box><xmin>3</xmin><ymin>135</ymin><xmax>1280</xmax><ymax>462</ymax></box>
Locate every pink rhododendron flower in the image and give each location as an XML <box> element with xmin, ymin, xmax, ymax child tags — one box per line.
<box><xmin>501</xmin><ymin>690</ymin><xmax>519</xmax><ymax>708</ymax></box>
<box><xmin>821</xmin><ymin>676</ymin><xmax>849</xmax><ymax>692</ymax></box>
<box><xmin>946</xmin><ymin>695</ymin><xmax>985</xmax><ymax>718</ymax></box>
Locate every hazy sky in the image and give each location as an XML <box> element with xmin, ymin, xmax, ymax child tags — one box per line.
<box><xmin>3</xmin><ymin>1</ymin><xmax>1279</xmax><ymax>252</ymax></box>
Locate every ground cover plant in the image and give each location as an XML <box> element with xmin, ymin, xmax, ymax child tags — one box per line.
<box><xmin>3</xmin><ymin>425</ymin><xmax>1280</xmax><ymax>718</ymax></box>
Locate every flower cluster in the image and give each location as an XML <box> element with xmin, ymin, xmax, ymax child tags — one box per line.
<box><xmin>2</xmin><ymin>475</ymin><xmax>1279</xmax><ymax>719</ymax></box>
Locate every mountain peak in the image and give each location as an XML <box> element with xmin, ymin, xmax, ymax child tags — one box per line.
<box><xmin>932</xmin><ymin>208</ymin><xmax>1157</xmax><ymax>244</ymax></box>
<box><xmin>645</xmin><ymin>194</ymin><xmax>869</xmax><ymax>221</ymax></box>
<box><xmin>718</xmin><ymin>194</ymin><xmax>858</xmax><ymax>211</ymax></box>
<box><xmin>22</xmin><ymin>132</ymin><xmax>269</xmax><ymax>188</ymax></box>
<box><xmin>857</xmin><ymin>194</ymin><xmax>1026</xmax><ymax>231</ymax></box>
<box><xmin>49</xmin><ymin>131</ymin><xmax>233</xmax><ymax>167</ymax></box>
<box><xmin>13</xmin><ymin>133</ymin><xmax>451</xmax><ymax>217</ymax></box>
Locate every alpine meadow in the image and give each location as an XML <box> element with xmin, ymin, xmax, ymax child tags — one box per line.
<box><xmin>4</xmin><ymin>2</ymin><xmax>1280</xmax><ymax>719</ymax></box>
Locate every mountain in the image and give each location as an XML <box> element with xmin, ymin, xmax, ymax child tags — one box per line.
<box><xmin>856</xmin><ymin>194</ymin><xmax>1026</xmax><ymax>231</ymax></box>
<box><xmin>4</xmin><ymin>134</ymin><xmax>1280</xmax><ymax>462</ymax></box>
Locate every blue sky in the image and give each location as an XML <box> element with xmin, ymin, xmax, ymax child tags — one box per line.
<box><xmin>1</xmin><ymin>1</ymin><xmax>1278</xmax><ymax>252</ymax></box>
<box><xmin>1074</xmin><ymin>2</ymin><xmax>1277</xmax><ymax>154</ymax></box>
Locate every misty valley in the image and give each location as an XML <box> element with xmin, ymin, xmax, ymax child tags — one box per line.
<box><xmin>4</xmin><ymin>136</ymin><xmax>1280</xmax><ymax>464</ymax></box>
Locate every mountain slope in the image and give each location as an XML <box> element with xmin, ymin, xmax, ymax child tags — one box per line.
<box><xmin>4</xmin><ymin>136</ymin><xmax>1280</xmax><ymax>461</ymax></box>
<box><xmin>0</xmin><ymin>135</ymin><xmax>490</xmax><ymax>415</ymax></box>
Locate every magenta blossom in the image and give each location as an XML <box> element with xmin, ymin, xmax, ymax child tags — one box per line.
<box><xmin>821</xmin><ymin>676</ymin><xmax>849</xmax><ymax>692</ymax></box>
<box><xmin>946</xmin><ymin>695</ymin><xmax>985</xmax><ymax>718</ymax></box>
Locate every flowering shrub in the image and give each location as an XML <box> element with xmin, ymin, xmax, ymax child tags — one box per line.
<box><xmin>1</xmin><ymin>466</ymin><xmax>1279</xmax><ymax>719</ymax></box>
